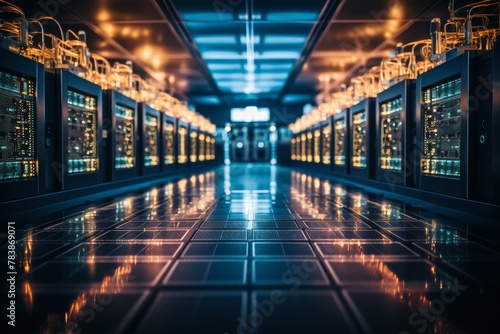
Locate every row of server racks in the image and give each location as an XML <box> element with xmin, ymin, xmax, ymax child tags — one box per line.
<box><xmin>291</xmin><ymin>43</ymin><xmax>500</xmax><ymax>205</ymax></box>
<box><xmin>0</xmin><ymin>49</ymin><xmax>217</xmax><ymax>202</ymax></box>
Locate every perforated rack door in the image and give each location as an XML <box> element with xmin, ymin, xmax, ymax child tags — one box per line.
<box><xmin>416</xmin><ymin>52</ymin><xmax>473</xmax><ymax>198</ymax></box>
<box><xmin>0</xmin><ymin>49</ymin><xmax>45</xmax><ymax>202</ymax></box>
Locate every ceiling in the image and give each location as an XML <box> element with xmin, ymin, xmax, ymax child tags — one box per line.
<box><xmin>14</xmin><ymin>0</ymin><xmax>467</xmax><ymax>114</ymax></box>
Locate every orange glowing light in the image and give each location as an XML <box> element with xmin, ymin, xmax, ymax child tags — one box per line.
<box><xmin>97</xmin><ymin>10</ymin><xmax>110</xmax><ymax>21</ymax></box>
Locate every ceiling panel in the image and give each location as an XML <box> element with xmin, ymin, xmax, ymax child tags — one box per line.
<box><xmin>335</xmin><ymin>0</ymin><xmax>443</xmax><ymax>21</ymax></box>
<box><xmin>167</xmin><ymin>0</ymin><xmax>328</xmax><ymax>98</ymax></box>
<box><xmin>172</xmin><ymin>0</ymin><xmax>247</xmax><ymax>22</ymax></box>
<box><xmin>253</xmin><ymin>0</ymin><xmax>327</xmax><ymax>21</ymax></box>
<box><xmin>47</xmin><ymin>0</ymin><xmax>165</xmax><ymax>22</ymax></box>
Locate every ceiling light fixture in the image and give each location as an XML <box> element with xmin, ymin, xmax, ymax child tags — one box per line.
<box><xmin>244</xmin><ymin>0</ymin><xmax>255</xmax><ymax>94</ymax></box>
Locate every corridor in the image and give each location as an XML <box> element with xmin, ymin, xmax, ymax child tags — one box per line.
<box><xmin>6</xmin><ymin>164</ymin><xmax>500</xmax><ymax>334</ymax></box>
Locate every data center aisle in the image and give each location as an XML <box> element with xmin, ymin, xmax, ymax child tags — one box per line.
<box><xmin>6</xmin><ymin>164</ymin><xmax>500</xmax><ymax>334</ymax></box>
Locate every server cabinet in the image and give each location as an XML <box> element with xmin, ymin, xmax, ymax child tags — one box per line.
<box><xmin>162</xmin><ymin>113</ymin><xmax>176</xmax><ymax>172</ymax></box>
<box><xmin>189</xmin><ymin>126</ymin><xmax>199</xmax><ymax>166</ymax></box>
<box><xmin>0</xmin><ymin>49</ymin><xmax>45</xmax><ymax>201</ymax></box>
<box><xmin>470</xmin><ymin>43</ymin><xmax>500</xmax><ymax>204</ymax></box>
<box><xmin>299</xmin><ymin>132</ymin><xmax>307</xmax><ymax>163</ymax></box>
<box><xmin>306</xmin><ymin>130</ymin><xmax>313</xmax><ymax>163</ymax></box>
<box><xmin>198</xmin><ymin>131</ymin><xmax>206</xmax><ymax>164</ymax></box>
<box><xmin>312</xmin><ymin>125</ymin><xmax>322</xmax><ymax>166</ymax></box>
<box><xmin>211</xmin><ymin>135</ymin><xmax>216</xmax><ymax>162</ymax></box>
<box><xmin>416</xmin><ymin>52</ymin><xmax>473</xmax><ymax>198</ymax></box>
<box><xmin>139</xmin><ymin>103</ymin><xmax>161</xmax><ymax>175</ymax></box>
<box><xmin>489</xmin><ymin>41</ymin><xmax>500</xmax><ymax>204</ymax></box>
<box><xmin>376</xmin><ymin>80</ymin><xmax>414</xmax><ymax>186</ymax></box>
<box><xmin>207</xmin><ymin>134</ymin><xmax>216</xmax><ymax>162</ymax></box>
<box><xmin>350</xmin><ymin>98</ymin><xmax>376</xmax><ymax>179</ymax></box>
<box><xmin>204</xmin><ymin>133</ymin><xmax>214</xmax><ymax>164</ymax></box>
<box><xmin>52</xmin><ymin>71</ymin><xmax>102</xmax><ymax>190</ymax></box>
<box><xmin>294</xmin><ymin>134</ymin><xmax>300</xmax><ymax>162</ymax></box>
<box><xmin>252</xmin><ymin>127</ymin><xmax>270</xmax><ymax>162</ymax></box>
<box><xmin>177</xmin><ymin>120</ymin><xmax>189</xmax><ymax>168</ymax></box>
<box><xmin>104</xmin><ymin>90</ymin><xmax>138</xmax><ymax>180</ymax></box>
<box><xmin>333</xmin><ymin>109</ymin><xmax>350</xmax><ymax>175</ymax></box>
<box><xmin>320</xmin><ymin>117</ymin><xmax>333</xmax><ymax>170</ymax></box>
<box><xmin>231</xmin><ymin>127</ymin><xmax>249</xmax><ymax>162</ymax></box>
<box><xmin>291</xmin><ymin>135</ymin><xmax>297</xmax><ymax>162</ymax></box>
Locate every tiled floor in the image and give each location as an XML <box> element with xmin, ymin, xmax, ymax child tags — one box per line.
<box><xmin>3</xmin><ymin>164</ymin><xmax>500</xmax><ymax>334</ymax></box>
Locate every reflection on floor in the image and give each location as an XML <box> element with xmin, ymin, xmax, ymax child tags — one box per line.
<box><xmin>5</xmin><ymin>164</ymin><xmax>500</xmax><ymax>334</ymax></box>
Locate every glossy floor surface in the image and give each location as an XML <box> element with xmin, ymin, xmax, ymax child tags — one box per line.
<box><xmin>3</xmin><ymin>164</ymin><xmax>500</xmax><ymax>334</ymax></box>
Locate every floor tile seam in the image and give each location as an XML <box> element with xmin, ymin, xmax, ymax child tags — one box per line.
<box><xmin>326</xmin><ymin>195</ymin><xmax>490</xmax><ymax>292</ymax></box>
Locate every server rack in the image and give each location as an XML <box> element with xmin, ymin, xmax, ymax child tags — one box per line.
<box><xmin>204</xmin><ymin>133</ymin><xmax>209</xmax><ymax>164</ymax></box>
<box><xmin>138</xmin><ymin>103</ymin><xmax>161</xmax><ymax>175</ymax></box>
<box><xmin>189</xmin><ymin>126</ymin><xmax>199</xmax><ymax>167</ymax></box>
<box><xmin>299</xmin><ymin>132</ymin><xmax>307</xmax><ymax>164</ymax></box>
<box><xmin>306</xmin><ymin>129</ymin><xmax>313</xmax><ymax>163</ymax></box>
<box><xmin>207</xmin><ymin>134</ymin><xmax>216</xmax><ymax>164</ymax></box>
<box><xmin>333</xmin><ymin>109</ymin><xmax>350</xmax><ymax>175</ymax></box>
<box><xmin>320</xmin><ymin>117</ymin><xmax>333</xmax><ymax>171</ymax></box>
<box><xmin>103</xmin><ymin>90</ymin><xmax>138</xmax><ymax>180</ymax></box>
<box><xmin>51</xmin><ymin>71</ymin><xmax>103</xmax><ymax>190</ymax></box>
<box><xmin>489</xmin><ymin>41</ymin><xmax>500</xmax><ymax>204</ymax></box>
<box><xmin>416</xmin><ymin>52</ymin><xmax>473</xmax><ymax>198</ymax></box>
<box><xmin>350</xmin><ymin>98</ymin><xmax>376</xmax><ymax>179</ymax></box>
<box><xmin>469</xmin><ymin>43</ymin><xmax>500</xmax><ymax>204</ymax></box>
<box><xmin>162</xmin><ymin>113</ymin><xmax>176</xmax><ymax>172</ymax></box>
<box><xmin>295</xmin><ymin>134</ymin><xmax>302</xmax><ymax>163</ymax></box>
<box><xmin>198</xmin><ymin>131</ymin><xmax>206</xmax><ymax>164</ymax></box>
<box><xmin>231</xmin><ymin>127</ymin><xmax>250</xmax><ymax>162</ymax></box>
<box><xmin>177</xmin><ymin>120</ymin><xmax>189</xmax><ymax>169</ymax></box>
<box><xmin>0</xmin><ymin>49</ymin><xmax>45</xmax><ymax>201</ymax></box>
<box><xmin>312</xmin><ymin>124</ymin><xmax>322</xmax><ymax>166</ymax></box>
<box><xmin>376</xmin><ymin>80</ymin><xmax>414</xmax><ymax>186</ymax></box>
<box><xmin>252</xmin><ymin>127</ymin><xmax>270</xmax><ymax>162</ymax></box>
<box><xmin>291</xmin><ymin>135</ymin><xmax>297</xmax><ymax>162</ymax></box>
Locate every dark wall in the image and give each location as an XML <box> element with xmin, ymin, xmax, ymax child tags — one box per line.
<box><xmin>195</xmin><ymin>103</ymin><xmax>305</xmax><ymax>127</ymax></box>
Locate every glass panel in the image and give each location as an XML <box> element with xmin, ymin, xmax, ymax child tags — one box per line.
<box><xmin>190</xmin><ymin>131</ymin><xmax>198</xmax><ymax>163</ymax></box>
<box><xmin>178</xmin><ymin>126</ymin><xmax>188</xmax><ymax>164</ymax></box>
<box><xmin>114</xmin><ymin>104</ymin><xmax>135</xmax><ymax>169</ymax></box>
<box><xmin>164</xmin><ymin>121</ymin><xmax>175</xmax><ymax>165</ymax></box>
<box><xmin>421</xmin><ymin>78</ymin><xmax>461</xmax><ymax>178</ymax></box>
<box><xmin>306</xmin><ymin>131</ymin><xmax>313</xmax><ymax>163</ymax></box>
<box><xmin>313</xmin><ymin>129</ymin><xmax>321</xmax><ymax>164</ymax></box>
<box><xmin>67</xmin><ymin>90</ymin><xmax>98</xmax><ymax>174</ymax></box>
<box><xmin>144</xmin><ymin>114</ymin><xmax>159</xmax><ymax>167</ymax></box>
<box><xmin>352</xmin><ymin>111</ymin><xmax>367</xmax><ymax>168</ymax></box>
<box><xmin>322</xmin><ymin>125</ymin><xmax>331</xmax><ymax>165</ymax></box>
<box><xmin>334</xmin><ymin>118</ymin><xmax>346</xmax><ymax>166</ymax></box>
<box><xmin>199</xmin><ymin>133</ymin><xmax>205</xmax><ymax>161</ymax></box>
<box><xmin>380</xmin><ymin>97</ymin><xmax>403</xmax><ymax>171</ymax></box>
<box><xmin>0</xmin><ymin>70</ymin><xmax>37</xmax><ymax>180</ymax></box>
